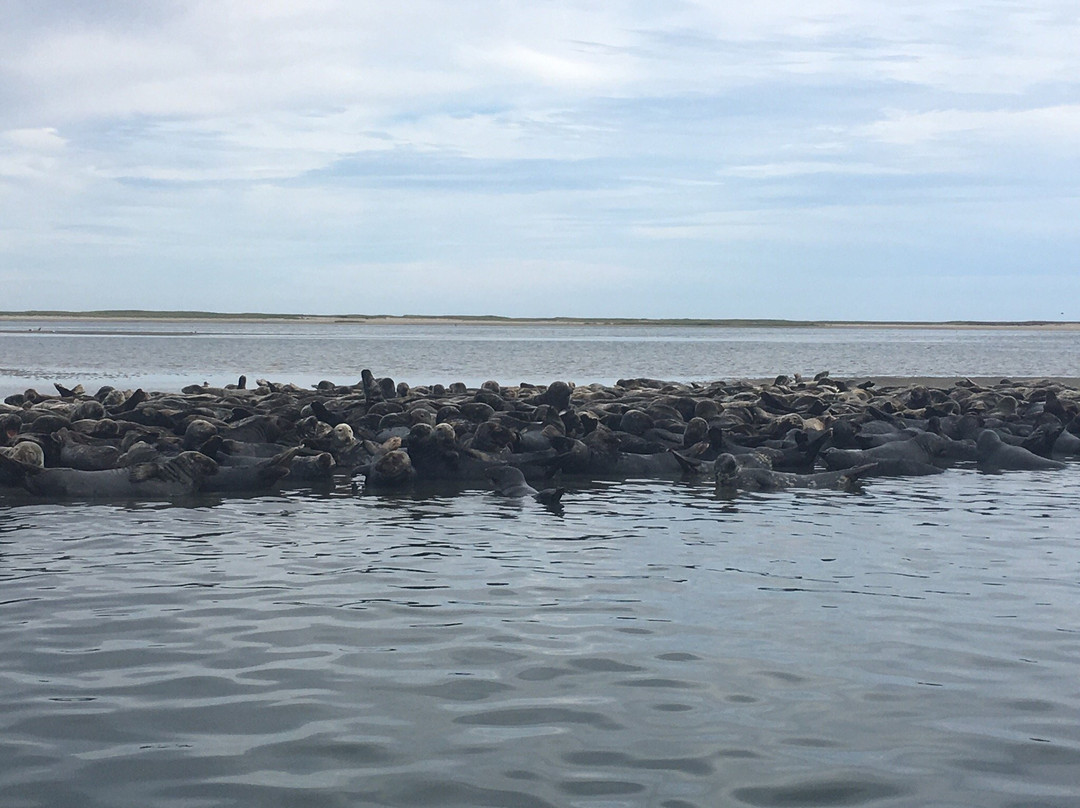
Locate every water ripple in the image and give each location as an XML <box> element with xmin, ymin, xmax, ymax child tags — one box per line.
<box><xmin>3</xmin><ymin>474</ymin><xmax>1080</xmax><ymax>806</ymax></box>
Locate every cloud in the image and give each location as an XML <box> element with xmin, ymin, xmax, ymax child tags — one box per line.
<box><xmin>477</xmin><ymin>43</ymin><xmax>631</xmax><ymax>90</ymax></box>
<box><xmin>3</xmin><ymin>126</ymin><xmax>66</xmax><ymax>151</ymax></box>
<box><xmin>0</xmin><ymin>0</ymin><xmax>1078</xmax><ymax>319</ymax></box>
<box><xmin>0</xmin><ymin>126</ymin><xmax>67</xmax><ymax>179</ymax></box>
<box><xmin>859</xmin><ymin>104</ymin><xmax>1080</xmax><ymax>146</ymax></box>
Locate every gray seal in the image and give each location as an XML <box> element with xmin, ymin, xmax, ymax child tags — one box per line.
<box><xmin>976</xmin><ymin>430</ymin><xmax>1067</xmax><ymax>472</ymax></box>
<box><xmin>487</xmin><ymin>465</ymin><xmax>564</xmax><ymax>505</ymax></box>
<box><xmin>714</xmin><ymin>453</ymin><xmax>876</xmax><ymax>492</ymax></box>
<box><xmin>202</xmin><ymin>448</ymin><xmax>299</xmax><ymax>493</ymax></box>
<box><xmin>360</xmin><ymin>448</ymin><xmax>415</xmax><ymax>488</ymax></box>
<box><xmin>7</xmin><ymin>451</ymin><xmax>217</xmax><ymax>499</ymax></box>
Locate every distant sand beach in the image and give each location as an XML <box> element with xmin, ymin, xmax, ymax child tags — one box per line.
<box><xmin>3</xmin><ymin>310</ymin><xmax>1080</xmax><ymax>330</ymax></box>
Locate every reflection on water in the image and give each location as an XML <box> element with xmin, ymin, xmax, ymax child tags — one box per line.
<box><xmin>2</xmin><ymin>320</ymin><xmax>1080</xmax><ymax>394</ymax></box>
<box><xmin>2</xmin><ymin>470</ymin><xmax>1080</xmax><ymax>807</ymax></box>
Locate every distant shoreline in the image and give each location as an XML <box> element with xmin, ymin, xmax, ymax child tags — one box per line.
<box><xmin>2</xmin><ymin>311</ymin><xmax>1080</xmax><ymax>330</ymax></box>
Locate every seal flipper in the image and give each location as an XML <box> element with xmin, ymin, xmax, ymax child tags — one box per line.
<box><xmin>669</xmin><ymin>449</ymin><xmax>705</xmax><ymax>476</ymax></box>
<box><xmin>195</xmin><ymin>435</ymin><xmax>225</xmax><ymax>461</ymax></box>
<box><xmin>311</xmin><ymin>399</ymin><xmax>345</xmax><ymax>427</ymax></box>
<box><xmin>127</xmin><ymin>462</ymin><xmax>162</xmax><ymax>483</ymax></box>
<box><xmin>799</xmin><ymin>429</ymin><xmax>831</xmax><ymax>466</ymax></box>
<box><xmin>534</xmin><ymin>486</ymin><xmax>565</xmax><ymax>506</ymax></box>
<box><xmin>1021</xmin><ymin>422</ymin><xmax>1065</xmax><ymax>459</ymax></box>
<box><xmin>838</xmin><ymin>463</ymin><xmax>879</xmax><ymax>489</ymax></box>
<box><xmin>109</xmin><ymin>388</ymin><xmax>146</xmax><ymax>415</ymax></box>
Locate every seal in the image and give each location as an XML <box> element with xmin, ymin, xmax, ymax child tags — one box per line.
<box><xmin>202</xmin><ymin>448</ymin><xmax>299</xmax><ymax>493</ymax></box>
<box><xmin>0</xmin><ymin>441</ymin><xmax>46</xmax><ymax>487</ymax></box>
<box><xmin>486</xmin><ymin>465</ymin><xmax>564</xmax><ymax>505</ymax></box>
<box><xmin>285</xmin><ymin>451</ymin><xmax>337</xmax><ymax>481</ymax></box>
<box><xmin>360</xmin><ymin>448</ymin><xmax>415</xmax><ymax>488</ymax></box>
<box><xmin>1054</xmin><ymin>427</ymin><xmax>1080</xmax><ymax>457</ymax></box>
<box><xmin>976</xmin><ymin>430</ymin><xmax>1067</xmax><ymax>472</ymax></box>
<box><xmin>54</xmin><ymin>427</ymin><xmax>121</xmax><ymax>471</ymax></box>
<box><xmin>1</xmin><ymin>440</ymin><xmax>45</xmax><ymax>467</ymax></box>
<box><xmin>2</xmin><ymin>371</ymin><xmax>1075</xmax><ymax>503</ymax></box>
<box><xmin>819</xmin><ymin>449</ymin><xmax>944</xmax><ymax>477</ymax></box>
<box><xmin>1</xmin><ymin>413</ymin><xmax>23</xmax><ymax>443</ymax></box>
<box><xmin>714</xmin><ymin>453</ymin><xmax>876</xmax><ymax>492</ymax></box>
<box><xmin>820</xmin><ymin>432</ymin><xmax>975</xmax><ymax>475</ymax></box>
<box><xmin>9</xmin><ymin>451</ymin><xmax>217</xmax><ymax>499</ymax></box>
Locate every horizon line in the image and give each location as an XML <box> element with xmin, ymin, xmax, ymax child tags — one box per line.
<box><xmin>2</xmin><ymin>306</ymin><xmax>1080</xmax><ymax>326</ymax></box>
<box><xmin>2</xmin><ymin>310</ymin><xmax>1079</xmax><ymax>328</ymax></box>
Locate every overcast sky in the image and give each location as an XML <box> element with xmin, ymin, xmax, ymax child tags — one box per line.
<box><xmin>2</xmin><ymin>1</ymin><xmax>1078</xmax><ymax>320</ymax></box>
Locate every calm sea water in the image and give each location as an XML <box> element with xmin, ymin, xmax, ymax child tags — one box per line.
<box><xmin>2</xmin><ymin>319</ymin><xmax>1080</xmax><ymax>394</ymax></box>
<box><xmin>3</xmin><ymin>321</ymin><xmax>1080</xmax><ymax>807</ymax></box>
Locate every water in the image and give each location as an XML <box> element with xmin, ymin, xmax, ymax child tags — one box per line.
<box><xmin>2</xmin><ymin>322</ymin><xmax>1080</xmax><ymax>807</ymax></box>
<box><xmin>3</xmin><ymin>319</ymin><xmax>1080</xmax><ymax>395</ymax></box>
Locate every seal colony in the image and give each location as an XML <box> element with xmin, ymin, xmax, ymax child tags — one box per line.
<box><xmin>1</xmin><ymin>372</ymin><xmax>1078</xmax><ymax>502</ymax></box>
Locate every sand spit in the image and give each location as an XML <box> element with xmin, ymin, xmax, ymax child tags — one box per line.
<box><xmin>2</xmin><ymin>311</ymin><xmax>1080</xmax><ymax>330</ymax></box>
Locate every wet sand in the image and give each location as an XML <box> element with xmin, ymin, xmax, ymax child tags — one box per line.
<box><xmin>804</xmin><ymin>376</ymin><xmax>1080</xmax><ymax>389</ymax></box>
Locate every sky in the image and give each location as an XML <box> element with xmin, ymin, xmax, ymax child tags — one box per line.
<box><xmin>1</xmin><ymin>1</ymin><xmax>1078</xmax><ymax>321</ymax></box>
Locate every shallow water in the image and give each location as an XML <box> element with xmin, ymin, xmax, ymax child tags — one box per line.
<box><xmin>3</xmin><ymin>322</ymin><xmax>1080</xmax><ymax>806</ymax></box>
<box><xmin>3</xmin><ymin>320</ymin><xmax>1080</xmax><ymax>394</ymax></box>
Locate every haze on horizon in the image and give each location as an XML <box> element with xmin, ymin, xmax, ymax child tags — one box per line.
<box><xmin>2</xmin><ymin>1</ymin><xmax>1078</xmax><ymax>321</ymax></box>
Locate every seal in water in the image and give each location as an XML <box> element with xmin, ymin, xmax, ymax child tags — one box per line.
<box><xmin>714</xmin><ymin>453</ymin><xmax>876</xmax><ymax>492</ymax></box>
<box><xmin>976</xmin><ymin>429</ymin><xmax>1067</xmax><ymax>472</ymax></box>
<box><xmin>4</xmin><ymin>451</ymin><xmax>218</xmax><ymax>499</ymax></box>
<box><xmin>360</xmin><ymin>448</ymin><xmax>416</xmax><ymax>488</ymax></box>
<box><xmin>487</xmin><ymin>465</ymin><xmax>564</xmax><ymax>506</ymax></box>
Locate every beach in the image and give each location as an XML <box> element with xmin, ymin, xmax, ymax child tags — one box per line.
<box><xmin>3</xmin><ymin>310</ymin><xmax>1080</xmax><ymax>330</ymax></box>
